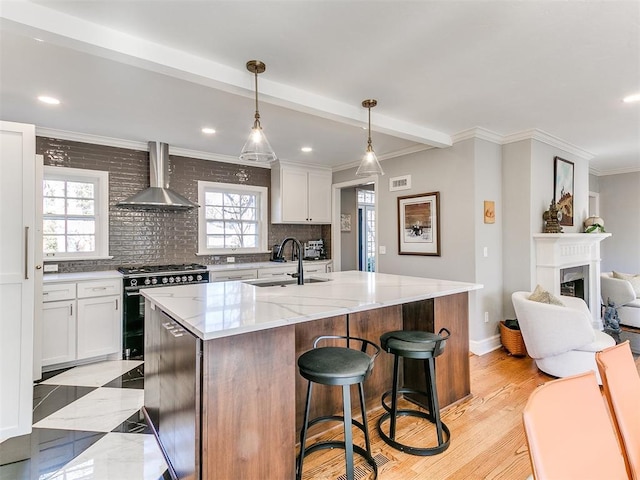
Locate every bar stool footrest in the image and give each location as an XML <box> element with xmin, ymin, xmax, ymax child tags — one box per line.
<box><xmin>377</xmin><ymin>410</ymin><xmax>451</xmax><ymax>456</ymax></box>
<box><xmin>306</xmin><ymin>414</ymin><xmax>367</xmax><ymax>435</ymax></box>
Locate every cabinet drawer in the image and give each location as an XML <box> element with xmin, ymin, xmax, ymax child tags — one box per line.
<box><xmin>43</xmin><ymin>282</ymin><xmax>76</xmax><ymax>302</ymax></box>
<box><xmin>209</xmin><ymin>269</ymin><xmax>258</xmax><ymax>282</ymax></box>
<box><xmin>258</xmin><ymin>265</ymin><xmax>297</xmax><ymax>278</ymax></box>
<box><xmin>77</xmin><ymin>279</ymin><xmax>121</xmax><ymax>298</ymax></box>
<box><xmin>303</xmin><ymin>265</ymin><xmax>325</xmax><ymax>274</ymax></box>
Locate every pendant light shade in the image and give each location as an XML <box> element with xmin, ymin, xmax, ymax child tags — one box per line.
<box><xmin>239</xmin><ymin>60</ymin><xmax>277</xmax><ymax>162</ymax></box>
<box><xmin>356</xmin><ymin>99</ymin><xmax>384</xmax><ymax>176</ymax></box>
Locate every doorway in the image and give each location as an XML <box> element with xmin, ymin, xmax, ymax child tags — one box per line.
<box><xmin>358</xmin><ymin>188</ymin><xmax>376</xmax><ymax>272</ymax></box>
<box><xmin>331</xmin><ymin>177</ymin><xmax>379</xmax><ymax>273</ymax></box>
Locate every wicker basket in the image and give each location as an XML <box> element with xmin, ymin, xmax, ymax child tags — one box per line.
<box><xmin>500</xmin><ymin>320</ymin><xmax>527</xmax><ymax>357</ymax></box>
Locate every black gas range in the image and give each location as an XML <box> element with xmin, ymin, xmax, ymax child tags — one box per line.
<box><xmin>118</xmin><ymin>263</ymin><xmax>210</xmax><ymax>359</ymax></box>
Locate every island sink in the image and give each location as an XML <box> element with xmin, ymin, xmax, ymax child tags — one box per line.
<box><xmin>243</xmin><ymin>277</ymin><xmax>331</xmax><ymax>287</ymax></box>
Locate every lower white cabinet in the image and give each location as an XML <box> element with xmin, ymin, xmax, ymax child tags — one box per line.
<box><xmin>42</xmin><ymin>277</ymin><xmax>121</xmax><ymax>369</ymax></box>
<box><xmin>42</xmin><ymin>300</ymin><xmax>76</xmax><ymax>366</ymax></box>
<box><xmin>77</xmin><ymin>295</ymin><xmax>120</xmax><ymax>360</ymax></box>
<box><xmin>209</xmin><ymin>269</ymin><xmax>258</xmax><ymax>282</ymax></box>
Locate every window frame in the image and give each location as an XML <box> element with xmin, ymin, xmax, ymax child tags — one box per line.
<box><xmin>43</xmin><ymin>166</ymin><xmax>111</xmax><ymax>261</ymax></box>
<box><xmin>197</xmin><ymin>181</ymin><xmax>269</xmax><ymax>255</ymax></box>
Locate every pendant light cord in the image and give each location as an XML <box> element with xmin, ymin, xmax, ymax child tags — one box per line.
<box><xmin>367</xmin><ymin>106</ymin><xmax>373</xmax><ymax>150</ymax></box>
<box><xmin>253</xmin><ymin>71</ymin><xmax>261</xmax><ymax>128</ymax></box>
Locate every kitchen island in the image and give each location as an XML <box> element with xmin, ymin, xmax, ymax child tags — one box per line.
<box><xmin>141</xmin><ymin>271</ymin><xmax>481</xmax><ymax>479</ymax></box>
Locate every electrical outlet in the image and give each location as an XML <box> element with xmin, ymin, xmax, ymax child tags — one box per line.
<box><xmin>483</xmin><ymin>246</ymin><xmax>488</xmax><ymax>258</ymax></box>
<box><xmin>379</xmin><ymin>246</ymin><xmax>386</xmax><ymax>254</ymax></box>
<box><xmin>484</xmin><ymin>312</ymin><xmax>489</xmax><ymax>323</ymax></box>
<box><xmin>44</xmin><ymin>264</ymin><xmax>58</xmax><ymax>273</ymax></box>
<box><xmin>227</xmin><ymin>257</ymin><xmax>235</xmax><ymax>263</ymax></box>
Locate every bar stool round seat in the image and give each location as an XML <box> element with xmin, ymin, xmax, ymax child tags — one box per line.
<box><xmin>377</xmin><ymin>328</ymin><xmax>451</xmax><ymax>456</ymax></box>
<box><xmin>296</xmin><ymin>336</ymin><xmax>380</xmax><ymax>480</ymax></box>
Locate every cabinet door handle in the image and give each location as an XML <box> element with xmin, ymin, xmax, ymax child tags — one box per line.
<box><xmin>115</xmin><ymin>299</ymin><xmax>118</xmax><ymax>311</ymax></box>
<box><xmin>69</xmin><ymin>304</ymin><xmax>73</xmax><ymax>316</ymax></box>
<box><xmin>92</xmin><ymin>287</ymin><xmax>107</xmax><ymax>291</ymax></box>
<box><xmin>24</xmin><ymin>226</ymin><xmax>29</xmax><ymax>280</ymax></box>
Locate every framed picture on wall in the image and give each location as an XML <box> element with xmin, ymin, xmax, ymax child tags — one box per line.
<box><xmin>554</xmin><ymin>156</ymin><xmax>574</xmax><ymax>226</ymax></box>
<box><xmin>340</xmin><ymin>214</ymin><xmax>351</xmax><ymax>232</ymax></box>
<box><xmin>398</xmin><ymin>191</ymin><xmax>440</xmax><ymax>256</ymax></box>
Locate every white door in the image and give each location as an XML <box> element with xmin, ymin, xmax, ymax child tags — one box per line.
<box><xmin>76</xmin><ymin>296</ymin><xmax>120</xmax><ymax>360</ymax></box>
<box><xmin>42</xmin><ymin>300</ymin><xmax>76</xmax><ymax>366</ymax></box>
<box><xmin>0</xmin><ymin>121</ymin><xmax>37</xmax><ymax>442</ymax></box>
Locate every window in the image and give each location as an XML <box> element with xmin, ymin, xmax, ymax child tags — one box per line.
<box><xmin>197</xmin><ymin>181</ymin><xmax>268</xmax><ymax>255</ymax></box>
<box><xmin>43</xmin><ymin>166</ymin><xmax>110</xmax><ymax>261</ymax></box>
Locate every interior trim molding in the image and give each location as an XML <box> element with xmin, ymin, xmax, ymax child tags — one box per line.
<box><xmin>332</xmin><ymin>143</ymin><xmax>433</xmax><ymax>173</ymax></box>
<box><xmin>35</xmin><ymin>127</ymin><xmax>270</xmax><ymax>168</ymax></box>
<box><xmin>452</xmin><ymin>127</ymin><xmax>503</xmax><ymax>144</ymax></box>
<box><xmin>502</xmin><ymin>128</ymin><xmax>595</xmax><ymax>160</ymax></box>
<box><xmin>469</xmin><ymin>334</ymin><xmax>502</xmax><ymax>357</ymax></box>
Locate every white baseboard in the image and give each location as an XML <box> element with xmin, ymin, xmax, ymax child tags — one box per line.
<box><xmin>470</xmin><ymin>334</ymin><xmax>502</xmax><ymax>356</ymax></box>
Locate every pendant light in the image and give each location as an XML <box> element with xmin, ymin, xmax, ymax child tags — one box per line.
<box><xmin>356</xmin><ymin>99</ymin><xmax>384</xmax><ymax>176</ymax></box>
<box><xmin>239</xmin><ymin>60</ymin><xmax>277</xmax><ymax>162</ymax></box>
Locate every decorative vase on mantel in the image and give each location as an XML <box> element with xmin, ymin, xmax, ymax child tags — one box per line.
<box><xmin>584</xmin><ymin>216</ymin><xmax>605</xmax><ymax>233</ymax></box>
<box><xmin>542</xmin><ymin>201</ymin><xmax>563</xmax><ymax>233</ymax></box>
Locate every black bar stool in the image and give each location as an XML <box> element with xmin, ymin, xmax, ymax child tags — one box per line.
<box><xmin>296</xmin><ymin>335</ymin><xmax>380</xmax><ymax>480</ymax></box>
<box><xmin>377</xmin><ymin>328</ymin><xmax>451</xmax><ymax>456</ymax></box>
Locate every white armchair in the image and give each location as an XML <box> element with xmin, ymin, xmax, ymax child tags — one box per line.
<box><xmin>601</xmin><ymin>272</ymin><xmax>640</xmax><ymax>329</ymax></box>
<box><xmin>511</xmin><ymin>291</ymin><xmax>615</xmax><ymax>383</ymax></box>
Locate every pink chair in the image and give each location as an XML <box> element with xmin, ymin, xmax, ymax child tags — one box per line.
<box><xmin>522</xmin><ymin>371</ymin><xmax>627</xmax><ymax>479</ymax></box>
<box><xmin>597</xmin><ymin>340</ymin><xmax>640</xmax><ymax>479</ymax></box>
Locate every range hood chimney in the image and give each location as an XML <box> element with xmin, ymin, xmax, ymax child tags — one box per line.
<box><xmin>117</xmin><ymin>142</ymin><xmax>199</xmax><ymax>210</ymax></box>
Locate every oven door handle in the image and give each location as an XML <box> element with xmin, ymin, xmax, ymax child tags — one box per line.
<box><xmin>125</xmin><ymin>291</ymin><xmax>141</xmax><ymax>297</ymax></box>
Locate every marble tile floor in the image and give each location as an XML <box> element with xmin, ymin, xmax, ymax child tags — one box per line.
<box><xmin>0</xmin><ymin>360</ymin><xmax>169</xmax><ymax>480</ymax></box>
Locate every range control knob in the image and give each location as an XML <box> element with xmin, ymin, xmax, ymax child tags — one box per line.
<box><xmin>162</xmin><ymin>277</ymin><xmax>168</xmax><ymax>284</ymax></box>
<box><xmin>169</xmin><ymin>277</ymin><xmax>175</xmax><ymax>283</ymax></box>
<box><xmin>151</xmin><ymin>278</ymin><xmax>158</xmax><ymax>285</ymax></box>
<box><xmin>196</xmin><ymin>274</ymin><xmax>203</xmax><ymax>281</ymax></box>
<box><xmin>187</xmin><ymin>275</ymin><xmax>193</xmax><ymax>282</ymax></box>
<box><xmin>144</xmin><ymin>278</ymin><xmax>151</xmax><ymax>285</ymax></box>
<box><xmin>182</xmin><ymin>276</ymin><xmax>187</xmax><ymax>282</ymax></box>
<box><xmin>175</xmin><ymin>277</ymin><xmax>181</xmax><ymax>283</ymax></box>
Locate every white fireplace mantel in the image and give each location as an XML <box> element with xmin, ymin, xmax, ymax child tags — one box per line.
<box><xmin>533</xmin><ymin>233</ymin><xmax>611</xmax><ymax>327</ymax></box>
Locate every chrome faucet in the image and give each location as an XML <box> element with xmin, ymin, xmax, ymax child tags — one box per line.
<box><xmin>276</xmin><ymin>237</ymin><xmax>304</xmax><ymax>285</ymax></box>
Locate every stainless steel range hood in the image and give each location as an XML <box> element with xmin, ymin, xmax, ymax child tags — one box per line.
<box><xmin>117</xmin><ymin>142</ymin><xmax>199</xmax><ymax>210</ymax></box>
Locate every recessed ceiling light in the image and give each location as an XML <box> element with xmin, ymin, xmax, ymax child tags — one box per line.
<box><xmin>38</xmin><ymin>96</ymin><xmax>60</xmax><ymax>105</ymax></box>
<box><xmin>623</xmin><ymin>93</ymin><xmax>640</xmax><ymax>103</ymax></box>
<box><xmin>201</xmin><ymin>127</ymin><xmax>216</xmax><ymax>134</ymax></box>
<box><xmin>301</xmin><ymin>147</ymin><xmax>313</xmax><ymax>153</ymax></box>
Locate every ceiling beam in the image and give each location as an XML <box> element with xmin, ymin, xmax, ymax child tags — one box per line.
<box><xmin>0</xmin><ymin>1</ymin><xmax>452</xmax><ymax>148</ymax></box>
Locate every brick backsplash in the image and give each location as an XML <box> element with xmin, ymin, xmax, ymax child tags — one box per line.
<box><xmin>37</xmin><ymin>137</ymin><xmax>331</xmax><ymax>273</ymax></box>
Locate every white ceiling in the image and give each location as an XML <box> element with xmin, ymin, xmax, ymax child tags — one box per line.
<box><xmin>1</xmin><ymin>1</ymin><xmax>638</xmax><ymax>174</ymax></box>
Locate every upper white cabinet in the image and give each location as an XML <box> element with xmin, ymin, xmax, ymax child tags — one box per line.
<box><xmin>0</xmin><ymin>121</ymin><xmax>40</xmax><ymax>442</ymax></box>
<box><xmin>271</xmin><ymin>161</ymin><xmax>332</xmax><ymax>224</ymax></box>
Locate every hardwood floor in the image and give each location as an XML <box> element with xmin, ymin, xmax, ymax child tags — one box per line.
<box><xmin>299</xmin><ymin>346</ymin><xmax>640</xmax><ymax>480</ymax></box>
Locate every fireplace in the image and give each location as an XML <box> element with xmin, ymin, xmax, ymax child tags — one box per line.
<box><xmin>560</xmin><ymin>265</ymin><xmax>587</xmax><ymax>301</ymax></box>
<box><xmin>533</xmin><ymin>233</ymin><xmax>610</xmax><ymax>327</ymax></box>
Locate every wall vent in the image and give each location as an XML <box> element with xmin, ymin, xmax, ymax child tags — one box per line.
<box><xmin>389</xmin><ymin>174</ymin><xmax>411</xmax><ymax>191</ymax></box>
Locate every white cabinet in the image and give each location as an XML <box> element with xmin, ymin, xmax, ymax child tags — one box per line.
<box><xmin>209</xmin><ymin>269</ymin><xmax>258</xmax><ymax>282</ymax></box>
<box><xmin>258</xmin><ymin>265</ymin><xmax>297</xmax><ymax>279</ymax></box>
<box><xmin>42</xmin><ymin>277</ymin><xmax>121</xmax><ymax>369</ymax></box>
<box><xmin>77</xmin><ymin>295</ymin><xmax>120</xmax><ymax>360</ymax></box>
<box><xmin>0</xmin><ymin>121</ymin><xmax>39</xmax><ymax>442</ymax></box>
<box><xmin>271</xmin><ymin>161</ymin><xmax>332</xmax><ymax>224</ymax></box>
<box><xmin>42</xmin><ymin>283</ymin><xmax>76</xmax><ymax>366</ymax></box>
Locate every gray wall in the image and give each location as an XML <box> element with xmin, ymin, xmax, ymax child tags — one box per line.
<box><xmin>38</xmin><ymin>137</ymin><xmax>329</xmax><ymax>272</ymax></box>
<box><xmin>599</xmin><ymin>172</ymin><xmax>640</xmax><ymax>273</ymax></box>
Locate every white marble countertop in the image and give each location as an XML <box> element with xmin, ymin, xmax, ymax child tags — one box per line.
<box><xmin>43</xmin><ymin>270</ymin><xmax>123</xmax><ymax>282</ymax></box>
<box><xmin>42</xmin><ymin>260</ymin><xmax>332</xmax><ymax>282</ymax></box>
<box><xmin>206</xmin><ymin>259</ymin><xmax>332</xmax><ymax>271</ymax></box>
<box><xmin>141</xmin><ymin>271</ymin><xmax>482</xmax><ymax>340</ymax></box>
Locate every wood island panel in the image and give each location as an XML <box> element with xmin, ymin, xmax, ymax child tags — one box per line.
<box><xmin>294</xmin><ymin>315</ymin><xmax>347</xmax><ymax>434</ymax></box>
<box><xmin>402</xmin><ymin>292</ymin><xmax>470</xmax><ymax>408</ymax></box>
<box><xmin>201</xmin><ymin>325</ymin><xmax>296</xmax><ymax>479</ymax></box>
<box><xmin>349</xmin><ymin>305</ymin><xmax>403</xmax><ymax>409</ymax></box>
